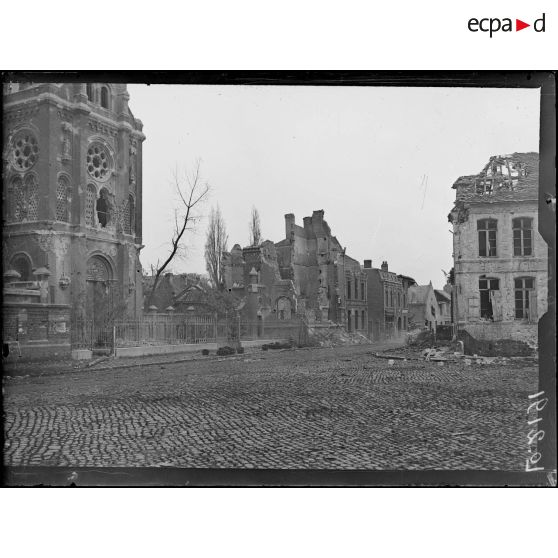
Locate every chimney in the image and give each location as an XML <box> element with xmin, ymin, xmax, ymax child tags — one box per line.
<box><xmin>381</xmin><ymin>261</ymin><xmax>388</xmax><ymax>271</ymax></box>
<box><xmin>303</xmin><ymin>216</ymin><xmax>312</xmax><ymax>229</ymax></box>
<box><xmin>363</xmin><ymin>260</ymin><xmax>372</xmax><ymax>269</ymax></box>
<box><xmin>312</xmin><ymin>209</ymin><xmax>324</xmax><ymax>222</ymax></box>
<box><xmin>285</xmin><ymin>213</ymin><xmax>295</xmax><ymax>238</ymax></box>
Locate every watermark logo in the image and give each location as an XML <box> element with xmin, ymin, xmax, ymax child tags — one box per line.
<box><xmin>468</xmin><ymin>13</ymin><xmax>546</xmax><ymax>37</ymax></box>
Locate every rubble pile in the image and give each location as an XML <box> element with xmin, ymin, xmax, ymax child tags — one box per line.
<box><xmin>303</xmin><ymin>322</ymin><xmax>371</xmax><ymax>348</ymax></box>
<box><xmin>374</xmin><ymin>344</ymin><xmax>524</xmax><ymax>366</ymax></box>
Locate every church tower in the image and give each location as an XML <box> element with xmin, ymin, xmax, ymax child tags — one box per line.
<box><xmin>3</xmin><ymin>82</ymin><xmax>146</xmax><ymax>331</ymax></box>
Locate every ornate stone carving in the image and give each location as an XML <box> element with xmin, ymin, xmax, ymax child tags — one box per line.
<box><xmin>86</xmin><ymin>256</ymin><xmax>110</xmax><ymax>281</ymax></box>
<box><xmin>35</xmin><ymin>233</ymin><xmax>55</xmax><ymax>253</ymax></box>
<box><xmin>129</xmin><ymin>144</ymin><xmax>137</xmax><ymax>187</ymax></box>
<box><xmin>55</xmin><ymin>235</ymin><xmax>71</xmax><ymax>255</ymax></box>
<box><xmin>5</xmin><ymin>107</ymin><xmax>39</xmax><ymax>123</ymax></box>
<box><xmin>88</xmin><ymin>119</ymin><xmax>118</xmax><ymax>137</ymax></box>
<box><xmin>57</xmin><ymin>109</ymin><xmax>72</xmax><ymax>123</ymax></box>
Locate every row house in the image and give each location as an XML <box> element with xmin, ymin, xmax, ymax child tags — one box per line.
<box><xmin>364</xmin><ymin>260</ymin><xmax>416</xmax><ymax>340</ymax></box>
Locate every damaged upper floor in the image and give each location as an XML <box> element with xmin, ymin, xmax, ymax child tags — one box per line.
<box><xmin>450</xmin><ymin>152</ymin><xmax>539</xmax><ymax>207</ymax></box>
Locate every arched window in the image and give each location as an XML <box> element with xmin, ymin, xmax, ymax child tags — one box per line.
<box><xmin>7</xmin><ymin>176</ymin><xmax>23</xmax><ymax>222</ymax></box>
<box><xmin>85</xmin><ymin>184</ymin><xmax>96</xmax><ymax>226</ymax></box>
<box><xmin>100</xmin><ymin>87</ymin><xmax>109</xmax><ymax>109</ymax></box>
<box><xmin>11</xmin><ymin>254</ymin><xmax>33</xmax><ymax>281</ymax></box>
<box><xmin>124</xmin><ymin>194</ymin><xmax>135</xmax><ymax>235</ymax></box>
<box><xmin>27</xmin><ymin>175</ymin><xmax>38</xmax><ymax>220</ymax></box>
<box><xmin>97</xmin><ymin>187</ymin><xmax>110</xmax><ymax>227</ymax></box>
<box><xmin>87</xmin><ymin>255</ymin><xmax>111</xmax><ymax>282</ymax></box>
<box><xmin>86</xmin><ymin>83</ymin><xmax>93</xmax><ymax>101</ymax></box>
<box><xmin>56</xmin><ymin>176</ymin><xmax>71</xmax><ymax>222</ymax></box>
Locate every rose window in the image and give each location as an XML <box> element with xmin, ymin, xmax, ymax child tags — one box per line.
<box><xmin>12</xmin><ymin>133</ymin><xmax>39</xmax><ymax>170</ymax></box>
<box><xmin>86</xmin><ymin>143</ymin><xmax>111</xmax><ymax>181</ymax></box>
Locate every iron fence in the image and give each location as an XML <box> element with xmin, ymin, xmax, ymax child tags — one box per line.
<box><xmin>70</xmin><ymin>316</ymin><xmax>304</xmax><ymax>350</ymax></box>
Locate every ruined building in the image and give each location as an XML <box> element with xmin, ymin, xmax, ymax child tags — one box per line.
<box><xmin>448</xmin><ymin>152</ymin><xmax>547</xmax><ymax>349</ymax></box>
<box><xmin>222</xmin><ymin>210</ymin><xmax>368</xmax><ymax>333</ymax></box>
<box><xmin>364</xmin><ymin>260</ymin><xmax>415</xmax><ymax>340</ymax></box>
<box><xmin>407</xmin><ymin>282</ymin><xmax>439</xmax><ymax>331</ymax></box>
<box><xmin>3</xmin><ymin>82</ymin><xmax>145</xmax><ymax>357</ymax></box>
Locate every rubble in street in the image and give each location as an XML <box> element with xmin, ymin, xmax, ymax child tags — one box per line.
<box><xmin>372</xmin><ymin>343</ymin><xmax>536</xmax><ymax>366</ymax></box>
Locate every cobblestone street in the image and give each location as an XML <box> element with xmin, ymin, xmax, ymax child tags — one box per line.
<box><xmin>3</xmin><ymin>345</ymin><xmax>538</xmax><ymax>470</ymax></box>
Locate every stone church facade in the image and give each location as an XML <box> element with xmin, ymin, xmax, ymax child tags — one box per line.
<box><xmin>3</xmin><ymin>82</ymin><xmax>145</xmax><ymax>356</ymax></box>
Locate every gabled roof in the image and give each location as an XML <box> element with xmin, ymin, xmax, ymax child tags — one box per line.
<box><xmin>408</xmin><ymin>285</ymin><xmax>434</xmax><ymax>304</ymax></box>
<box><xmin>434</xmin><ymin>289</ymin><xmax>451</xmax><ymax>303</ymax></box>
<box><xmin>174</xmin><ymin>284</ymin><xmax>208</xmax><ymax>305</ymax></box>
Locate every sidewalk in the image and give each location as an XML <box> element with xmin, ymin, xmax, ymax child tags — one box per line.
<box><xmin>2</xmin><ymin>339</ymin><xmax>407</xmax><ymax>379</ymax></box>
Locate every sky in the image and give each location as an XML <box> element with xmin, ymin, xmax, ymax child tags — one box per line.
<box><xmin>127</xmin><ymin>84</ymin><xmax>540</xmax><ymax>287</ymax></box>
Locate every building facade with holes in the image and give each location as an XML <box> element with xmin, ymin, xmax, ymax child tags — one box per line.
<box><xmin>2</xmin><ymin>82</ymin><xmax>145</xmax><ymax>358</ymax></box>
<box><xmin>448</xmin><ymin>152</ymin><xmax>547</xmax><ymax>350</ymax></box>
<box><xmin>275</xmin><ymin>210</ymin><xmax>368</xmax><ymax>333</ymax></box>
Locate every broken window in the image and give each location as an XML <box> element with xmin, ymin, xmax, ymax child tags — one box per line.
<box><xmin>355</xmin><ymin>312</ymin><xmax>359</xmax><ymax>330</ymax></box>
<box><xmin>515</xmin><ymin>277</ymin><xmax>535</xmax><ymax>320</ymax></box>
<box><xmin>86</xmin><ymin>83</ymin><xmax>93</xmax><ymax>101</ymax></box>
<box><xmin>361</xmin><ymin>282</ymin><xmax>365</xmax><ymax>300</ymax></box>
<box><xmin>513</xmin><ymin>217</ymin><xmax>533</xmax><ymax>256</ymax></box>
<box><xmin>476</xmin><ymin>178</ymin><xmax>493</xmax><ymax>195</ymax></box>
<box><xmin>347</xmin><ymin>310</ymin><xmax>352</xmax><ymax>332</ymax></box>
<box><xmin>362</xmin><ymin>310</ymin><xmax>365</xmax><ymax>329</ymax></box>
<box><xmin>477</xmin><ymin>219</ymin><xmax>497</xmax><ymax>257</ymax></box>
<box><xmin>96</xmin><ymin>187</ymin><xmax>110</xmax><ymax>227</ymax></box>
<box><xmin>347</xmin><ymin>280</ymin><xmax>351</xmax><ymax>300</ymax></box>
<box><xmin>479</xmin><ymin>277</ymin><xmax>499</xmax><ymax>320</ymax></box>
<box><xmin>384</xmin><ymin>288</ymin><xmax>388</xmax><ymax>307</ymax></box>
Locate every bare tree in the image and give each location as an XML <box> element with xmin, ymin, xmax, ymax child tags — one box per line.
<box><xmin>145</xmin><ymin>160</ymin><xmax>210</xmax><ymax>308</ymax></box>
<box><xmin>205</xmin><ymin>205</ymin><xmax>228</xmax><ymax>291</ymax></box>
<box><xmin>249</xmin><ymin>205</ymin><xmax>262</xmax><ymax>246</ymax></box>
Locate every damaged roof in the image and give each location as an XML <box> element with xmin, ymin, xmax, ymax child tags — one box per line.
<box><xmin>452</xmin><ymin>152</ymin><xmax>539</xmax><ymax>204</ymax></box>
<box><xmin>434</xmin><ymin>289</ymin><xmax>451</xmax><ymax>302</ymax></box>
<box><xmin>408</xmin><ymin>285</ymin><xmax>434</xmax><ymax>304</ymax></box>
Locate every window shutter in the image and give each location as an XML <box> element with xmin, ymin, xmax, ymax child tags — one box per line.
<box><xmin>490</xmin><ymin>290</ymin><xmax>503</xmax><ymax>321</ymax></box>
<box><xmin>528</xmin><ymin>290</ymin><xmax>538</xmax><ymax>323</ymax></box>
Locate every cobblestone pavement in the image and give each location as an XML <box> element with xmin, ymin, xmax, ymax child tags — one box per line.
<box><xmin>3</xmin><ymin>345</ymin><xmax>538</xmax><ymax>470</ymax></box>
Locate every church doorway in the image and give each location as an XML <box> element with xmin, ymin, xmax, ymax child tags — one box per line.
<box><xmin>85</xmin><ymin>256</ymin><xmax>115</xmax><ymax>345</ymax></box>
